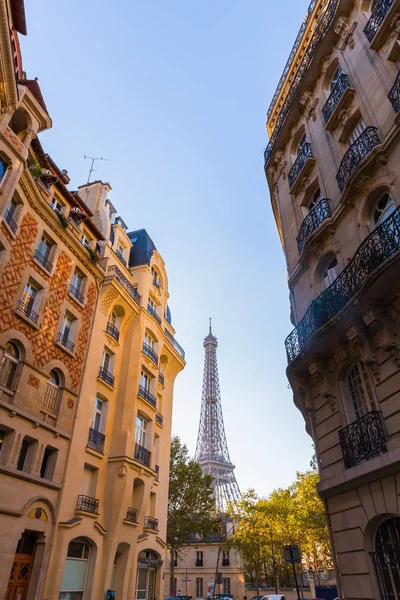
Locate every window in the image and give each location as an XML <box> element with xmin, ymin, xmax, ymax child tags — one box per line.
<box><xmin>59</xmin><ymin>312</ymin><xmax>77</xmax><ymax>351</ymax></box>
<box><xmin>70</xmin><ymin>269</ymin><xmax>85</xmax><ymax>301</ymax></box>
<box><xmin>41</xmin><ymin>369</ymin><xmax>61</xmax><ymax>418</ymax></box>
<box><xmin>309</xmin><ymin>188</ymin><xmax>322</xmax><ymax>211</ymax></box>
<box><xmin>80</xmin><ymin>230</ymin><xmax>92</xmax><ymax>248</ymax></box>
<box><xmin>92</xmin><ymin>397</ymin><xmax>107</xmax><ymax>433</ymax></box>
<box><xmin>20</xmin><ymin>278</ymin><xmax>41</xmax><ymax>320</ymax></box>
<box><xmin>4</xmin><ymin>197</ymin><xmax>19</xmax><ymax>234</ymax></box>
<box><xmin>59</xmin><ymin>538</ymin><xmax>91</xmax><ymax>600</ymax></box>
<box><xmin>0</xmin><ymin>156</ymin><xmax>8</xmax><ymax>181</ymax></box>
<box><xmin>330</xmin><ymin>65</ymin><xmax>343</xmax><ymax>91</ymax></box>
<box><xmin>347</xmin><ymin>361</ymin><xmax>377</xmax><ymax>420</ymax></box>
<box><xmin>49</xmin><ymin>195</ymin><xmax>65</xmax><ymax>214</ymax></box>
<box><xmin>17</xmin><ymin>436</ymin><xmax>36</xmax><ymax>472</ymax></box>
<box><xmin>40</xmin><ymin>446</ymin><xmax>58</xmax><ymax>480</ymax></box>
<box><xmin>140</xmin><ymin>370</ymin><xmax>152</xmax><ymax>393</ymax></box>
<box><xmin>0</xmin><ymin>342</ymin><xmax>20</xmax><ymax>389</ymax></box>
<box><xmin>37</xmin><ymin>234</ymin><xmax>53</xmax><ymax>265</ymax></box>
<box><xmin>0</xmin><ymin>430</ymin><xmax>5</xmax><ymax>455</ymax></box>
<box><xmin>222</xmin><ymin>578</ymin><xmax>231</xmax><ymax>595</ymax></box>
<box><xmin>298</xmin><ymin>133</ymin><xmax>307</xmax><ymax>153</ymax></box>
<box><xmin>348</xmin><ymin>118</ymin><xmax>366</xmax><ymax>146</ymax></box>
<box><xmin>81</xmin><ymin>464</ymin><xmax>97</xmax><ymax>497</ymax></box>
<box><xmin>148</xmin><ymin>297</ymin><xmax>157</xmax><ymax>312</ymax></box>
<box><xmin>222</xmin><ymin>551</ymin><xmax>230</xmax><ymax>566</ymax></box>
<box><xmin>196</xmin><ymin>578</ymin><xmax>203</xmax><ymax>597</ymax></box>
<box><xmin>372</xmin><ymin>193</ymin><xmax>396</xmax><ymax>228</ymax></box>
<box><xmin>151</xmin><ymin>266</ymin><xmax>161</xmax><ymax>288</ymax></box>
<box><xmin>101</xmin><ymin>347</ymin><xmax>113</xmax><ymax>374</ymax></box>
<box><xmin>135</xmin><ymin>415</ymin><xmax>147</xmax><ymax>447</ymax></box>
<box><xmin>323</xmin><ymin>258</ymin><xmax>340</xmax><ymax>290</ymax></box>
<box><xmin>144</xmin><ymin>332</ymin><xmax>155</xmax><ymax>349</ymax></box>
<box><xmin>196</xmin><ymin>551</ymin><xmax>203</xmax><ymax>566</ymax></box>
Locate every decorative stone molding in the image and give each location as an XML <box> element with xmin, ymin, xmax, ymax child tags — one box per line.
<box><xmin>268</xmin><ymin>150</ymin><xmax>287</xmax><ymax>183</ymax></box>
<box><xmin>308</xmin><ymin>358</ymin><xmax>337</xmax><ymax>411</ymax></box>
<box><xmin>362</xmin><ymin>305</ymin><xmax>400</xmax><ymax>368</ymax></box>
<box><xmin>346</xmin><ymin>323</ymin><xmax>380</xmax><ymax>380</ymax></box>
<box><xmin>334</xmin><ymin>16</ymin><xmax>357</xmax><ymax>50</ymax></box>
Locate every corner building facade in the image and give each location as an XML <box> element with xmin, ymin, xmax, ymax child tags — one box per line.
<box><xmin>265</xmin><ymin>1</ymin><xmax>400</xmax><ymax>599</ymax></box>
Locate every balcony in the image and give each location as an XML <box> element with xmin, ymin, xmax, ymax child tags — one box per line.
<box><xmin>322</xmin><ymin>73</ymin><xmax>353</xmax><ymax>128</ymax></box>
<box><xmin>288</xmin><ymin>143</ymin><xmax>314</xmax><ymax>192</ymax></box>
<box><xmin>87</xmin><ymin>428</ymin><xmax>105</xmax><ymax>453</ymax></box>
<box><xmin>164</xmin><ymin>328</ymin><xmax>185</xmax><ymax>360</ymax></box>
<box><xmin>155</xmin><ymin>412</ymin><xmax>163</xmax><ymax>426</ymax></box>
<box><xmin>364</xmin><ymin>0</ymin><xmax>395</xmax><ymax>44</ymax></box>
<box><xmin>69</xmin><ymin>284</ymin><xmax>85</xmax><ymax>304</ymax></box>
<box><xmin>389</xmin><ymin>70</ymin><xmax>400</xmax><ymax>113</ymax></box>
<box><xmin>144</xmin><ymin>516</ymin><xmax>159</xmax><ymax>531</ymax></box>
<box><xmin>125</xmin><ymin>507</ymin><xmax>138</xmax><ymax>523</ymax></box>
<box><xmin>339</xmin><ymin>411</ymin><xmax>387</xmax><ymax>469</ymax></box>
<box><xmin>115</xmin><ymin>249</ymin><xmax>127</xmax><ymax>266</ymax></box>
<box><xmin>138</xmin><ymin>385</ymin><xmax>157</xmax><ymax>408</ymax></box>
<box><xmin>76</xmin><ymin>495</ymin><xmax>99</xmax><ymax>514</ymax></box>
<box><xmin>285</xmin><ymin>206</ymin><xmax>400</xmax><ymax>363</ymax></box>
<box><xmin>142</xmin><ymin>343</ymin><xmax>158</xmax><ymax>366</ymax></box>
<box><xmin>297</xmin><ymin>198</ymin><xmax>331</xmax><ymax>255</ymax></box>
<box><xmin>58</xmin><ymin>332</ymin><xmax>74</xmax><ymax>353</ymax></box>
<box><xmin>99</xmin><ymin>366</ymin><xmax>115</xmax><ymax>387</ymax></box>
<box><xmin>158</xmin><ymin>372</ymin><xmax>165</xmax><ymax>386</ymax></box>
<box><xmin>147</xmin><ymin>304</ymin><xmax>161</xmax><ymax>325</ymax></box>
<box><xmin>106</xmin><ymin>321</ymin><xmax>120</xmax><ymax>342</ymax></box>
<box><xmin>336</xmin><ymin>127</ymin><xmax>380</xmax><ymax>193</ymax></box>
<box><xmin>34</xmin><ymin>249</ymin><xmax>53</xmax><ymax>272</ymax></box>
<box><xmin>107</xmin><ymin>265</ymin><xmax>141</xmax><ymax>307</ymax></box>
<box><xmin>134</xmin><ymin>442</ymin><xmax>151</xmax><ymax>467</ymax></box>
<box><xmin>4</xmin><ymin>206</ymin><xmax>17</xmax><ymax>234</ymax></box>
<box><xmin>17</xmin><ymin>300</ymin><xmax>39</xmax><ymax>323</ymax></box>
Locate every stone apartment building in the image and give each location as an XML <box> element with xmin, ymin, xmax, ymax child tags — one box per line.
<box><xmin>264</xmin><ymin>0</ymin><xmax>400</xmax><ymax>599</ymax></box>
<box><xmin>0</xmin><ymin>2</ymin><xmax>186</xmax><ymax>600</ymax></box>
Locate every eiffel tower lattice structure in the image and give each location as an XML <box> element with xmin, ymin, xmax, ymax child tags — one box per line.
<box><xmin>195</xmin><ymin>321</ymin><xmax>241</xmax><ymax>513</ymax></box>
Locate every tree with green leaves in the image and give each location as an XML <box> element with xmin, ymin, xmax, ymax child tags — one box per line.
<box><xmin>167</xmin><ymin>436</ymin><xmax>219</xmax><ymax>594</ymax></box>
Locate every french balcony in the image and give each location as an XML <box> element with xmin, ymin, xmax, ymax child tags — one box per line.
<box><xmin>58</xmin><ymin>332</ymin><xmax>75</xmax><ymax>353</ymax></box>
<box><xmin>322</xmin><ymin>73</ymin><xmax>354</xmax><ymax>129</ymax></box>
<box><xmin>134</xmin><ymin>442</ymin><xmax>151</xmax><ymax>467</ymax></box>
<box><xmin>336</xmin><ymin>127</ymin><xmax>380</xmax><ymax>193</ymax></box>
<box><xmin>389</xmin><ymin>70</ymin><xmax>400</xmax><ymax>113</ymax></box>
<box><xmin>147</xmin><ymin>304</ymin><xmax>161</xmax><ymax>325</ymax></box>
<box><xmin>125</xmin><ymin>507</ymin><xmax>138</xmax><ymax>523</ymax></box>
<box><xmin>115</xmin><ymin>249</ymin><xmax>127</xmax><ymax>266</ymax></box>
<box><xmin>99</xmin><ymin>366</ymin><xmax>115</xmax><ymax>387</ymax></box>
<box><xmin>285</xmin><ymin>206</ymin><xmax>400</xmax><ymax>363</ymax></box>
<box><xmin>4</xmin><ymin>207</ymin><xmax>17</xmax><ymax>234</ymax></box>
<box><xmin>107</xmin><ymin>265</ymin><xmax>141</xmax><ymax>307</ymax></box>
<box><xmin>76</xmin><ymin>495</ymin><xmax>99</xmax><ymax>514</ymax></box>
<box><xmin>195</xmin><ymin>560</ymin><xmax>204</xmax><ymax>567</ymax></box>
<box><xmin>158</xmin><ymin>372</ymin><xmax>165</xmax><ymax>386</ymax></box>
<box><xmin>106</xmin><ymin>321</ymin><xmax>120</xmax><ymax>342</ymax></box>
<box><xmin>155</xmin><ymin>412</ymin><xmax>163</xmax><ymax>426</ymax></box>
<box><xmin>338</xmin><ymin>411</ymin><xmax>387</xmax><ymax>469</ymax></box>
<box><xmin>87</xmin><ymin>428</ymin><xmax>105</xmax><ymax>453</ymax></box>
<box><xmin>296</xmin><ymin>198</ymin><xmax>331</xmax><ymax>255</ymax></box>
<box><xmin>142</xmin><ymin>343</ymin><xmax>158</xmax><ymax>366</ymax></box>
<box><xmin>164</xmin><ymin>328</ymin><xmax>185</xmax><ymax>360</ymax></box>
<box><xmin>34</xmin><ymin>249</ymin><xmax>53</xmax><ymax>272</ymax></box>
<box><xmin>364</xmin><ymin>0</ymin><xmax>395</xmax><ymax>44</ymax></box>
<box><xmin>288</xmin><ymin>142</ymin><xmax>315</xmax><ymax>193</ymax></box>
<box><xmin>144</xmin><ymin>516</ymin><xmax>159</xmax><ymax>531</ymax></box>
<box><xmin>138</xmin><ymin>385</ymin><xmax>157</xmax><ymax>408</ymax></box>
<box><xmin>17</xmin><ymin>300</ymin><xmax>39</xmax><ymax>323</ymax></box>
<box><xmin>69</xmin><ymin>284</ymin><xmax>85</xmax><ymax>304</ymax></box>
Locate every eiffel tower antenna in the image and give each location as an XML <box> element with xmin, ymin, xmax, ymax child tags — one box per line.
<box><xmin>195</xmin><ymin>322</ymin><xmax>240</xmax><ymax>513</ymax></box>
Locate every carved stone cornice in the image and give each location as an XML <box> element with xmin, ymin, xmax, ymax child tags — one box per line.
<box><xmin>346</xmin><ymin>322</ymin><xmax>380</xmax><ymax>380</ymax></box>
<box><xmin>362</xmin><ymin>304</ymin><xmax>400</xmax><ymax>368</ymax></box>
<box><xmin>308</xmin><ymin>358</ymin><xmax>337</xmax><ymax>412</ymax></box>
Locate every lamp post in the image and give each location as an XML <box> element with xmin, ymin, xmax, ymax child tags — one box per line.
<box><xmin>265</xmin><ymin>524</ymin><xmax>278</xmax><ymax>594</ymax></box>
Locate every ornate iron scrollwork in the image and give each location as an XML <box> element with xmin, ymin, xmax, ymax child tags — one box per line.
<box><xmin>339</xmin><ymin>410</ymin><xmax>387</xmax><ymax>469</ymax></box>
<box><xmin>389</xmin><ymin>70</ymin><xmax>400</xmax><ymax>113</ymax></box>
<box><xmin>297</xmin><ymin>198</ymin><xmax>331</xmax><ymax>254</ymax></box>
<box><xmin>336</xmin><ymin>127</ymin><xmax>380</xmax><ymax>192</ymax></box>
<box><xmin>322</xmin><ymin>73</ymin><xmax>352</xmax><ymax>124</ymax></box>
<box><xmin>288</xmin><ymin>143</ymin><xmax>313</xmax><ymax>189</ymax></box>
<box><xmin>364</xmin><ymin>0</ymin><xmax>395</xmax><ymax>43</ymax></box>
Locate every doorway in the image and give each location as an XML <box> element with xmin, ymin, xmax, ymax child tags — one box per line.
<box><xmin>6</xmin><ymin>531</ymin><xmax>37</xmax><ymax>600</ymax></box>
<box><xmin>373</xmin><ymin>517</ymin><xmax>400</xmax><ymax>600</ymax></box>
<box><xmin>135</xmin><ymin>550</ymin><xmax>160</xmax><ymax>600</ymax></box>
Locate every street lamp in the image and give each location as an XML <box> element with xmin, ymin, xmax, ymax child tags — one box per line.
<box><xmin>265</xmin><ymin>524</ymin><xmax>278</xmax><ymax>594</ymax></box>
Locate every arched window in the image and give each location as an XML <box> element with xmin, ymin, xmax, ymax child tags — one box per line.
<box><xmin>347</xmin><ymin>361</ymin><xmax>377</xmax><ymax>420</ymax></box>
<box><xmin>372</xmin><ymin>193</ymin><xmax>396</xmax><ymax>228</ymax></box>
<box><xmin>330</xmin><ymin>65</ymin><xmax>343</xmax><ymax>91</ymax></box>
<box><xmin>41</xmin><ymin>369</ymin><xmax>62</xmax><ymax>419</ymax></box>
<box><xmin>323</xmin><ymin>257</ymin><xmax>340</xmax><ymax>290</ymax></box>
<box><xmin>59</xmin><ymin>537</ymin><xmax>92</xmax><ymax>600</ymax></box>
<box><xmin>373</xmin><ymin>517</ymin><xmax>400</xmax><ymax>599</ymax></box>
<box><xmin>0</xmin><ymin>342</ymin><xmax>20</xmax><ymax>389</ymax></box>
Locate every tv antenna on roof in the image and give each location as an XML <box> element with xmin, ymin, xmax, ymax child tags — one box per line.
<box><xmin>84</xmin><ymin>155</ymin><xmax>109</xmax><ymax>185</ymax></box>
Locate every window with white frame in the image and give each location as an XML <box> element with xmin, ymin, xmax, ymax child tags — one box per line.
<box><xmin>101</xmin><ymin>347</ymin><xmax>114</xmax><ymax>375</ymax></box>
<box><xmin>0</xmin><ymin>342</ymin><xmax>20</xmax><ymax>389</ymax></box>
<box><xmin>196</xmin><ymin>551</ymin><xmax>203</xmax><ymax>565</ymax></box>
<box><xmin>140</xmin><ymin>369</ymin><xmax>152</xmax><ymax>393</ymax></box>
<box><xmin>41</xmin><ymin>369</ymin><xmax>61</xmax><ymax>417</ymax></box>
<box><xmin>346</xmin><ymin>361</ymin><xmax>377</xmax><ymax>421</ymax></box>
<box><xmin>20</xmin><ymin>278</ymin><xmax>41</xmax><ymax>319</ymax></box>
<box><xmin>323</xmin><ymin>258</ymin><xmax>340</xmax><ymax>290</ymax></box>
<box><xmin>144</xmin><ymin>331</ymin><xmax>155</xmax><ymax>349</ymax></box>
<box><xmin>49</xmin><ymin>195</ymin><xmax>65</xmax><ymax>214</ymax></box>
<box><xmin>91</xmin><ymin>396</ymin><xmax>107</xmax><ymax>433</ymax></box>
<box><xmin>135</xmin><ymin>415</ymin><xmax>147</xmax><ymax>447</ymax></box>
<box><xmin>348</xmin><ymin>118</ymin><xmax>366</xmax><ymax>146</ymax></box>
<box><xmin>59</xmin><ymin>312</ymin><xmax>77</xmax><ymax>350</ymax></box>
<box><xmin>71</xmin><ymin>269</ymin><xmax>85</xmax><ymax>296</ymax></box>
<box><xmin>80</xmin><ymin>230</ymin><xmax>93</xmax><ymax>248</ymax></box>
<box><xmin>151</xmin><ymin>266</ymin><xmax>161</xmax><ymax>288</ymax></box>
<box><xmin>4</xmin><ymin>197</ymin><xmax>19</xmax><ymax>232</ymax></box>
<box><xmin>36</xmin><ymin>234</ymin><xmax>54</xmax><ymax>270</ymax></box>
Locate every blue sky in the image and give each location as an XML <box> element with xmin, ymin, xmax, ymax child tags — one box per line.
<box><xmin>21</xmin><ymin>0</ymin><xmax>314</xmax><ymax>497</ymax></box>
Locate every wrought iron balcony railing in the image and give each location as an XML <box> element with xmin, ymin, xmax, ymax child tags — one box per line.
<box><xmin>196</xmin><ymin>560</ymin><xmax>204</xmax><ymax>567</ymax></box>
<box><xmin>158</xmin><ymin>372</ymin><xmax>165</xmax><ymax>386</ymax></box>
<box><xmin>58</xmin><ymin>332</ymin><xmax>74</xmax><ymax>352</ymax></box>
<box><xmin>138</xmin><ymin>385</ymin><xmax>157</xmax><ymax>408</ymax></box>
<box><xmin>99</xmin><ymin>366</ymin><xmax>115</xmax><ymax>387</ymax></box>
<box><xmin>389</xmin><ymin>70</ymin><xmax>400</xmax><ymax>113</ymax></box>
<box><xmin>147</xmin><ymin>304</ymin><xmax>161</xmax><ymax>325</ymax></box>
<box><xmin>17</xmin><ymin>300</ymin><xmax>39</xmax><ymax>323</ymax></box>
<box><xmin>4</xmin><ymin>206</ymin><xmax>17</xmax><ymax>234</ymax></box>
<box><xmin>339</xmin><ymin>410</ymin><xmax>387</xmax><ymax>469</ymax></box>
<box><xmin>142</xmin><ymin>343</ymin><xmax>158</xmax><ymax>366</ymax></box>
<box><xmin>164</xmin><ymin>328</ymin><xmax>185</xmax><ymax>360</ymax></box>
<box><xmin>125</xmin><ymin>507</ymin><xmax>138</xmax><ymax>522</ymax></box>
<box><xmin>322</xmin><ymin>73</ymin><xmax>352</xmax><ymax>124</ymax></box>
<box><xmin>107</xmin><ymin>265</ymin><xmax>141</xmax><ymax>306</ymax></box>
<box><xmin>297</xmin><ymin>198</ymin><xmax>331</xmax><ymax>255</ymax></box>
<box><xmin>144</xmin><ymin>516</ymin><xmax>159</xmax><ymax>531</ymax></box>
<box><xmin>76</xmin><ymin>495</ymin><xmax>99</xmax><ymax>514</ymax></box>
<box><xmin>35</xmin><ymin>249</ymin><xmax>53</xmax><ymax>272</ymax></box>
<box><xmin>106</xmin><ymin>321</ymin><xmax>120</xmax><ymax>342</ymax></box>
<box><xmin>288</xmin><ymin>142</ymin><xmax>313</xmax><ymax>189</ymax></box>
<box><xmin>88</xmin><ymin>428</ymin><xmax>106</xmax><ymax>453</ymax></box>
<box><xmin>156</xmin><ymin>412</ymin><xmax>163</xmax><ymax>426</ymax></box>
<box><xmin>115</xmin><ymin>249</ymin><xmax>127</xmax><ymax>266</ymax></box>
<box><xmin>364</xmin><ymin>0</ymin><xmax>394</xmax><ymax>43</ymax></box>
<box><xmin>69</xmin><ymin>284</ymin><xmax>85</xmax><ymax>304</ymax></box>
<box><xmin>134</xmin><ymin>442</ymin><xmax>151</xmax><ymax>467</ymax></box>
<box><xmin>285</xmin><ymin>206</ymin><xmax>400</xmax><ymax>363</ymax></box>
<box><xmin>336</xmin><ymin>127</ymin><xmax>380</xmax><ymax>193</ymax></box>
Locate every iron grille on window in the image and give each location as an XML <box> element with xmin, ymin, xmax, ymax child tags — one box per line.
<box><xmin>336</xmin><ymin>127</ymin><xmax>380</xmax><ymax>192</ymax></box>
<box><xmin>339</xmin><ymin>411</ymin><xmax>387</xmax><ymax>469</ymax></box>
<box><xmin>288</xmin><ymin>142</ymin><xmax>313</xmax><ymax>189</ymax></box>
<box><xmin>4</xmin><ymin>206</ymin><xmax>17</xmax><ymax>234</ymax></box>
<box><xmin>285</xmin><ymin>206</ymin><xmax>400</xmax><ymax>362</ymax></box>
<box><xmin>364</xmin><ymin>0</ymin><xmax>395</xmax><ymax>43</ymax></box>
<box><xmin>115</xmin><ymin>249</ymin><xmax>127</xmax><ymax>265</ymax></box>
<box><xmin>144</xmin><ymin>516</ymin><xmax>159</xmax><ymax>531</ymax></box>
<box><xmin>142</xmin><ymin>343</ymin><xmax>158</xmax><ymax>366</ymax></box>
<box><xmin>17</xmin><ymin>300</ymin><xmax>39</xmax><ymax>323</ymax></box>
<box><xmin>164</xmin><ymin>328</ymin><xmax>185</xmax><ymax>360</ymax></box>
<box><xmin>296</xmin><ymin>198</ymin><xmax>331</xmax><ymax>254</ymax></box>
<box><xmin>99</xmin><ymin>366</ymin><xmax>115</xmax><ymax>387</ymax></box>
<box><xmin>88</xmin><ymin>428</ymin><xmax>106</xmax><ymax>453</ymax></box>
<box><xmin>106</xmin><ymin>321</ymin><xmax>120</xmax><ymax>342</ymax></box>
<box><xmin>125</xmin><ymin>507</ymin><xmax>138</xmax><ymax>522</ymax></box>
<box><xmin>322</xmin><ymin>73</ymin><xmax>352</xmax><ymax>123</ymax></box>
<box><xmin>69</xmin><ymin>284</ymin><xmax>85</xmax><ymax>304</ymax></box>
<box><xmin>107</xmin><ymin>265</ymin><xmax>141</xmax><ymax>306</ymax></box>
<box><xmin>389</xmin><ymin>70</ymin><xmax>400</xmax><ymax>113</ymax></box>
<box><xmin>58</xmin><ymin>332</ymin><xmax>74</xmax><ymax>352</ymax></box>
<box><xmin>76</xmin><ymin>495</ymin><xmax>99</xmax><ymax>514</ymax></box>
<box><xmin>158</xmin><ymin>372</ymin><xmax>165</xmax><ymax>386</ymax></box>
<box><xmin>35</xmin><ymin>249</ymin><xmax>53</xmax><ymax>272</ymax></box>
<box><xmin>134</xmin><ymin>442</ymin><xmax>151</xmax><ymax>467</ymax></box>
<box><xmin>156</xmin><ymin>412</ymin><xmax>163</xmax><ymax>426</ymax></box>
<box><xmin>147</xmin><ymin>304</ymin><xmax>161</xmax><ymax>325</ymax></box>
<box><xmin>371</xmin><ymin>517</ymin><xmax>400</xmax><ymax>599</ymax></box>
<box><xmin>138</xmin><ymin>385</ymin><xmax>157</xmax><ymax>408</ymax></box>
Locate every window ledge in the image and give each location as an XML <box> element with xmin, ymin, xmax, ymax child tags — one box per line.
<box><xmin>143</xmin><ymin>527</ymin><xmax>159</xmax><ymax>534</ymax></box>
<box><xmin>123</xmin><ymin>519</ymin><xmax>139</xmax><ymax>527</ymax></box>
<box><xmin>75</xmin><ymin>509</ymin><xmax>99</xmax><ymax>519</ymax></box>
<box><xmin>14</xmin><ymin>306</ymin><xmax>41</xmax><ymax>330</ymax></box>
<box><xmin>55</xmin><ymin>340</ymin><xmax>75</xmax><ymax>358</ymax></box>
<box><xmin>97</xmin><ymin>376</ymin><xmax>115</xmax><ymax>391</ymax></box>
<box><xmin>85</xmin><ymin>446</ymin><xmax>104</xmax><ymax>459</ymax></box>
<box><xmin>0</xmin><ymin>465</ymin><xmax>62</xmax><ymax>490</ymax></box>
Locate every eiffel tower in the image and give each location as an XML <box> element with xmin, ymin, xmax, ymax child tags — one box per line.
<box><xmin>195</xmin><ymin>320</ymin><xmax>240</xmax><ymax>513</ymax></box>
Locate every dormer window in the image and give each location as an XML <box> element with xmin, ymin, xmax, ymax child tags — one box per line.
<box><xmin>115</xmin><ymin>242</ymin><xmax>126</xmax><ymax>265</ymax></box>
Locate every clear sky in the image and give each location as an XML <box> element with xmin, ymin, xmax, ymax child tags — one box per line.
<box><xmin>21</xmin><ymin>0</ymin><xmax>314</xmax><ymax>497</ymax></box>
